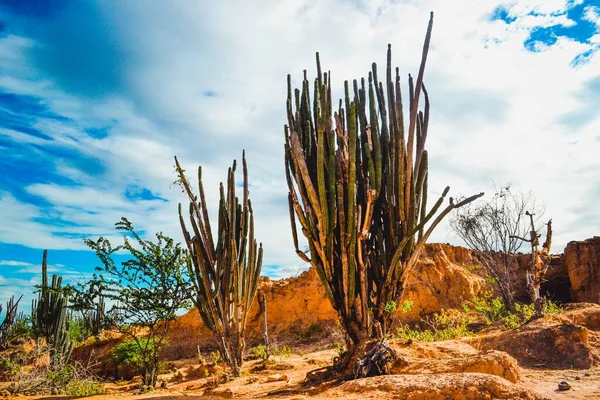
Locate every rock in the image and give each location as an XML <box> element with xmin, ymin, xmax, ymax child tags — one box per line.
<box><xmin>557</xmin><ymin>381</ymin><xmax>571</xmax><ymax>391</ymax></box>
<box><xmin>266</xmin><ymin>373</ymin><xmax>289</xmax><ymax>382</ymax></box>
<box><xmin>334</xmin><ymin>373</ymin><xmax>546</xmax><ymax>400</ymax></box>
<box><xmin>401</xmin><ymin>244</ymin><xmax>487</xmax><ymax>321</ymax></box>
<box><xmin>471</xmin><ymin>323</ymin><xmax>594</xmax><ymax>369</ymax></box>
<box><xmin>564</xmin><ymin>236</ymin><xmax>600</xmax><ymax>304</ymax></box>
<box><xmin>391</xmin><ymin>347</ymin><xmax>521</xmax><ymax>383</ymax></box>
<box><xmin>203</xmin><ymin>388</ymin><xmax>234</xmax><ymax>397</ymax></box>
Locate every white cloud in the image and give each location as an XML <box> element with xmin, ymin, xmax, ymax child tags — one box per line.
<box><xmin>0</xmin><ymin>0</ymin><xmax>598</xmax><ymax>289</ymax></box>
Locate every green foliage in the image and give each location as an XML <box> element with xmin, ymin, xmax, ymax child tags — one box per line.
<box><xmin>334</xmin><ymin>342</ymin><xmax>346</xmax><ymax>358</ymax></box>
<box><xmin>465</xmin><ymin>264</ymin><xmax>482</xmax><ymax>273</ymax></box>
<box><xmin>112</xmin><ymin>338</ymin><xmax>156</xmax><ymax>370</ymax></box>
<box><xmin>0</xmin><ymin>318</ymin><xmax>32</xmax><ymax>349</ymax></box>
<box><xmin>63</xmin><ymin>379</ymin><xmax>105</xmax><ymax>396</ymax></box>
<box><xmin>210</xmin><ymin>350</ymin><xmax>223</xmax><ymax>365</ymax></box>
<box><xmin>396</xmin><ymin>294</ymin><xmax>564</xmax><ymax>342</ymax></box>
<box><xmin>465</xmin><ymin>292</ymin><xmax>563</xmax><ymax>330</ymax></box>
<box><xmin>384</xmin><ymin>301</ymin><xmax>397</xmax><ymax>313</ymax></box>
<box><xmin>271</xmin><ymin>345</ymin><xmax>292</xmax><ymax>358</ymax></box>
<box><xmin>47</xmin><ymin>364</ymin><xmax>76</xmax><ymax>388</ymax></box>
<box><xmin>0</xmin><ymin>355</ymin><xmax>21</xmax><ymax>380</ymax></box>
<box><xmin>71</xmin><ymin>218</ymin><xmax>191</xmax><ymax>388</ymax></box>
<box><xmin>485</xmin><ymin>275</ymin><xmax>499</xmax><ymax>286</ymax></box>
<box><xmin>249</xmin><ymin>345</ymin><xmax>269</xmax><ymax>361</ymax></box>
<box><xmin>396</xmin><ymin>309</ymin><xmax>472</xmax><ymax>342</ymax></box>
<box><xmin>401</xmin><ymin>300</ymin><xmax>414</xmax><ymax>313</ymax></box>
<box><xmin>544</xmin><ymin>300</ymin><xmax>563</xmax><ymax>315</ymax></box>
<box><xmin>69</xmin><ymin>315</ymin><xmax>91</xmax><ymax>344</ymax></box>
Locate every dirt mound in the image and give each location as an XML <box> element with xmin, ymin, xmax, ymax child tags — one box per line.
<box><xmin>471</xmin><ymin>323</ymin><xmax>593</xmax><ymax>369</ymax></box>
<box><xmin>334</xmin><ymin>373</ymin><xmax>546</xmax><ymax>400</ymax></box>
<box><xmin>564</xmin><ymin>237</ymin><xmax>600</xmax><ymax>304</ymax></box>
<box><xmin>391</xmin><ymin>346</ymin><xmax>521</xmax><ymax>383</ymax></box>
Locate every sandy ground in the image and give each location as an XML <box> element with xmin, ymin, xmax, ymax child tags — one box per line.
<box><xmin>10</xmin><ymin>346</ymin><xmax>600</xmax><ymax>400</ymax></box>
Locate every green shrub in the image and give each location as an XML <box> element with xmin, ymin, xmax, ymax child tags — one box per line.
<box><xmin>111</xmin><ymin>338</ymin><xmax>157</xmax><ymax>370</ymax></box>
<box><xmin>64</xmin><ymin>379</ymin><xmax>105</xmax><ymax>396</ymax></box>
<box><xmin>401</xmin><ymin>300</ymin><xmax>414</xmax><ymax>313</ymax></box>
<box><xmin>396</xmin><ymin>309</ymin><xmax>472</xmax><ymax>342</ymax></box>
<box><xmin>544</xmin><ymin>300</ymin><xmax>563</xmax><ymax>314</ymax></box>
<box><xmin>249</xmin><ymin>345</ymin><xmax>269</xmax><ymax>361</ymax></box>
<box><xmin>69</xmin><ymin>316</ymin><xmax>92</xmax><ymax>344</ymax></box>
<box><xmin>271</xmin><ymin>345</ymin><xmax>292</xmax><ymax>358</ymax></box>
<box><xmin>209</xmin><ymin>350</ymin><xmax>223</xmax><ymax>365</ymax></box>
<box><xmin>0</xmin><ymin>356</ymin><xmax>21</xmax><ymax>380</ymax></box>
<box><xmin>465</xmin><ymin>264</ymin><xmax>482</xmax><ymax>273</ymax></box>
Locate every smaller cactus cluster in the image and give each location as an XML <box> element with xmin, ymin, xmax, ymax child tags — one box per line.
<box><xmin>175</xmin><ymin>151</ymin><xmax>263</xmax><ymax>377</ymax></box>
<box><xmin>0</xmin><ymin>294</ymin><xmax>24</xmax><ymax>349</ymax></box>
<box><xmin>31</xmin><ymin>250</ymin><xmax>73</xmax><ymax>367</ymax></box>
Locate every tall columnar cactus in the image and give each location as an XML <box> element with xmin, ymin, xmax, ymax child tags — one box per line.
<box><xmin>175</xmin><ymin>151</ymin><xmax>263</xmax><ymax>377</ymax></box>
<box><xmin>284</xmin><ymin>12</ymin><xmax>483</xmax><ymax>373</ymax></box>
<box><xmin>32</xmin><ymin>250</ymin><xmax>74</xmax><ymax>367</ymax></box>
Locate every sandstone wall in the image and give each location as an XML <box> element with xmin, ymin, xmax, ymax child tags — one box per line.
<box><xmin>565</xmin><ymin>237</ymin><xmax>600</xmax><ymax>303</ymax></box>
<box><xmin>164</xmin><ymin>238</ymin><xmax>600</xmax><ymax>360</ymax></box>
<box><xmin>164</xmin><ymin>243</ymin><xmax>488</xmax><ymax>359</ymax></box>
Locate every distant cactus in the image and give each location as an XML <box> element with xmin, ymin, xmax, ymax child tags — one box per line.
<box><xmin>32</xmin><ymin>250</ymin><xmax>73</xmax><ymax>367</ymax></box>
<box><xmin>284</xmin><ymin>12</ymin><xmax>483</xmax><ymax>375</ymax></box>
<box><xmin>82</xmin><ymin>295</ymin><xmax>106</xmax><ymax>336</ymax></box>
<box><xmin>175</xmin><ymin>151</ymin><xmax>263</xmax><ymax>377</ymax></box>
<box><xmin>0</xmin><ymin>294</ymin><xmax>24</xmax><ymax>349</ymax></box>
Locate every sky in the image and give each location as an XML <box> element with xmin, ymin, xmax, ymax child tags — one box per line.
<box><xmin>0</xmin><ymin>0</ymin><xmax>599</xmax><ymax>310</ymax></box>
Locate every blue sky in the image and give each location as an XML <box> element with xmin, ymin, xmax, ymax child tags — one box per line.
<box><xmin>1</xmin><ymin>0</ymin><xmax>599</xmax><ymax>309</ymax></box>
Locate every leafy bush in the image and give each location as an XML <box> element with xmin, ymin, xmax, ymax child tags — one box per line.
<box><xmin>463</xmin><ymin>291</ymin><xmax>563</xmax><ymax>330</ymax></box>
<box><xmin>271</xmin><ymin>345</ymin><xmax>292</xmax><ymax>358</ymax></box>
<box><xmin>249</xmin><ymin>345</ymin><xmax>268</xmax><ymax>361</ymax></box>
<box><xmin>0</xmin><ymin>355</ymin><xmax>21</xmax><ymax>380</ymax></box>
<box><xmin>63</xmin><ymin>379</ymin><xmax>105</xmax><ymax>396</ymax></box>
<box><xmin>69</xmin><ymin>316</ymin><xmax>92</xmax><ymax>344</ymax></box>
<box><xmin>112</xmin><ymin>338</ymin><xmax>156</xmax><ymax>370</ymax></box>
<box><xmin>396</xmin><ymin>309</ymin><xmax>472</xmax><ymax>342</ymax></box>
<box><xmin>209</xmin><ymin>350</ymin><xmax>223</xmax><ymax>365</ymax></box>
<box><xmin>465</xmin><ymin>264</ymin><xmax>482</xmax><ymax>272</ymax></box>
<box><xmin>396</xmin><ymin>293</ymin><xmax>564</xmax><ymax>341</ymax></box>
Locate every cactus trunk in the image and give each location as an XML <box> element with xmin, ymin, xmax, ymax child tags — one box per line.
<box><xmin>175</xmin><ymin>151</ymin><xmax>263</xmax><ymax>377</ymax></box>
<box><xmin>32</xmin><ymin>250</ymin><xmax>74</xmax><ymax>367</ymax></box>
<box><xmin>284</xmin><ymin>12</ymin><xmax>483</xmax><ymax>376</ymax></box>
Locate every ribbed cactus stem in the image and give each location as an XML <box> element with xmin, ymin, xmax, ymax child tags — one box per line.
<box><xmin>32</xmin><ymin>250</ymin><xmax>73</xmax><ymax>367</ymax></box>
<box><xmin>175</xmin><ymin>151</ymin><xmax>263</xmax><ymax>377</ymax></box>
<box><xmin>284</xmin><ymin>12</ymin><xmax>483</xmax><ymax>375</ymax></box>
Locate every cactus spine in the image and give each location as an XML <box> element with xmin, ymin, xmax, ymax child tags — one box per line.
<box><xmin>175</xmin><ymin>151</ymin><xmax>263</xmax><ymax>377</ymax></box>
<box><xmin>32</xmin><ymin>249</ymin><xmax>73</xmax><ymax>367</ymax></box>
<box><xmin>284</xmin><ymin>12</ymin><xmax>483</xmax><ymax>372</ymax></box>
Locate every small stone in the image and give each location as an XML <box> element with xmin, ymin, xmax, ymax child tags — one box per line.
<box><xmin>266</xmin><ymin>373</ymin><xmax>283</xmax><ymax>382</ymax></box>
<box><xmin>557</xmin><ymin>381</ymin><xmax>571</xmax><ymax>391</ymax></box>
<box><xmin>575</xmin><ymin>376</ymin><xmax>581</xmax><ymax>381</ymax></box>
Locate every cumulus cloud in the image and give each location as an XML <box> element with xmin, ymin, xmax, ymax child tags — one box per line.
<box><xmin>0</xmin><ymin>0</ymin><xmax>599</xmax><ymax>306</ymax></box>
